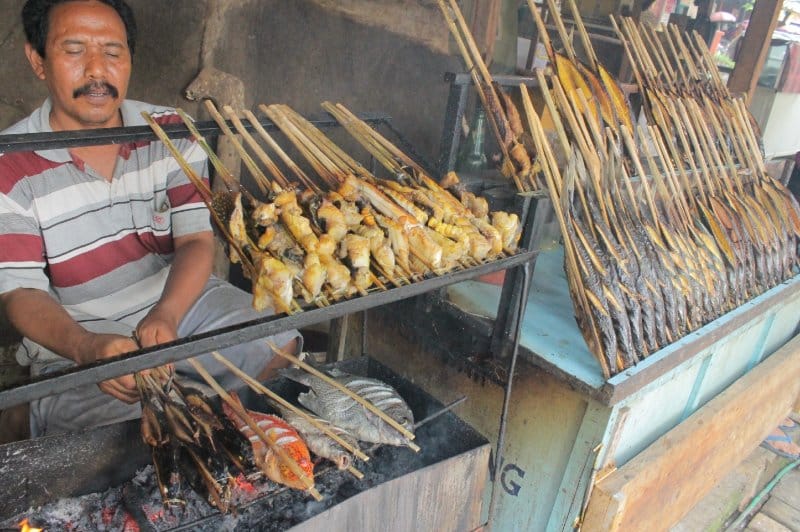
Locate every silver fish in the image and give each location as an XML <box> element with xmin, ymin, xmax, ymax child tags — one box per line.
<box><xmin>281</xmin><ymin>367</ymin><xmax>415</xmax><ymax>447</ymax></box>
<box><xmin>277</xmin><ymin>405</ymin><xmax>359</xmax><ymax>470</ymax></box>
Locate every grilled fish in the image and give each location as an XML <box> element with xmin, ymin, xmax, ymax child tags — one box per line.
<box><xmin>222</xmin><ymin>392</ymin><xmax>314</xmax><ymax>491</ymax></box>
<box><xmin>276</xmin><ymin>404</ymin><xmax>359</xmax><ymax>470</ymax></box>
<box><xmin>281</xmin><ymin>367</ymin><xmax>415</xmax><ymax>447</ymax></box>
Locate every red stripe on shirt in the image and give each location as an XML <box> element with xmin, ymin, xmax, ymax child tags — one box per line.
<box><xmin>168</xmin><ymin>182</ymin><xmax>209</xmax><ymax>208</ymax></box>
<box><xmin>0</xmin><ymin>154</ymin><xmax>66</xmax><ymax>194</ymax></box>
<box><xmin>0</xmin><ymin>233</ymin><xmax>44</xmax><ymax>263</ymax></box>
<box><xmin>48</xmin><ymin>233</ymin><xmax>154</xmax><ymax>288</ymax></box>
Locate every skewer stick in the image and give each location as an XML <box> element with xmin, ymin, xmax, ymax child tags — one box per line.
<box><xmin>186</xmin><ymin>358</ymin><xmax>322</xmax><ymax>500</ymax></box>
<box><xmin>566</xmin><ymin>0</ymin><xmax>598</xmax><ymax>70</ymax></box>
<box><xmin>141</xmin><ymin>112</ymin><xmax>258</xmax><ymax>280</ymax></box>
<box><xmin>174</xmin><ymin>109</ymin><xmax>245</xmax><ymax>198</ymax></box>
<box><xmin>210</xmin><ymin>351</ymin><xmax>370</xmax><ymax>466</ymax></box>
<box><xmin>248</xmin><ymin>107</ymin><xmax>322</xmax><ymax>193</ymax></box>
<box><xmin>435</xmin><ymin>0</ymin><xmax>520</xmax><ymax>190</ymax></box>
<box><xmin>202</xmin><ymin>100</ymin><xmax>272</xmax><ymax>195</ymax></box>
<box><xmin>267</xmin><ymin>342</ymin><xmax>419</xmax><ymax>449</ymax></box>
<box><xmin>222</xmin><ymin>107</ymin><xmax>291</xmax><ymax>191</ymax></box>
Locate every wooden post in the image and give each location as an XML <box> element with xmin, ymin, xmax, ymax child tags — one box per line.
<box><xmin>726</xmin><ymin>0</ymin><xmax>783</xmax><ymax>102</ymax></box>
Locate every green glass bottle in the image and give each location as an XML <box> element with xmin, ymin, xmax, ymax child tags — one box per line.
<box><xmin>458</xmin><ymin>106</ymin><xmax>488</xmax><ymax>174</ymax></box>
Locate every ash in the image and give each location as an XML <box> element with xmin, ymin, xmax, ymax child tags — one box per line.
<box><xmin>0</xmin><ymin>445</ymin><xmax>420</xmax><ymax>532</ymax></box>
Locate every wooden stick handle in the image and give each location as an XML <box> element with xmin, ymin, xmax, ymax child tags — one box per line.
<box><xmin>186</xmin><ymin>358</ymin><xmax>322</xmax><ymax>500</ymax></box>
<box><xmin>210</xmin><ymin>351</ymin><xmax>371</xmax><ymax>463</ymax></box>
<box><xmin>347</xmin><ymin>466</ymin><xmax>364</xmax><ymax>480</ymax></box>
<box><xmin>267</xmin><ymin>342</ymin><xmax>419</xmax><ymax>446</ymax></box>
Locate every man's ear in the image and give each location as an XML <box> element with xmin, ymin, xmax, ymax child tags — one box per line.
<box><xmin>24</xmin><ymin>43</ymin><xmax>46</xmax><ymax>80</ymax></box>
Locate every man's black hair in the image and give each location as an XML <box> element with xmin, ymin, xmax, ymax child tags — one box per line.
<box><xmin>22</xmin><ymin>0</ymin><xmax>137</xmax><ymax>58</ymax></box>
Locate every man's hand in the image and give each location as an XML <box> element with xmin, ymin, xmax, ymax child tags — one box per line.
<box><xmin>76</xmin><ymin>333</ymin><xmax>142</xmax><ymax>404</ymax></box>
<box><xmin>136</xmin><ymin>305</ymin><xmax>179</xmax><ymax>347</ymax></box>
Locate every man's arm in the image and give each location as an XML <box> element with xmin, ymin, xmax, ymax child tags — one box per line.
<box><xmin>135</xmin><ymin>230</ymin><xmax>214</xmax><ymax>347</ymax></box>
<box><xmin>0</xmin><ymin>288</ymin><xmax>141</xmax><ymax>402</ymax></box>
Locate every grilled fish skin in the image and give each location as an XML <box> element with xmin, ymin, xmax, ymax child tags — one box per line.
<box><xmin>222</xmin><ymin>391</ymin><xmax>314</xmax><ymax>491</ymax></box>
<box><xmin>277</xmin><ymin>405</ymin><xmax>359</xmax><ymax>470</ymax></box>
<box><xmin>281</xmin><ymin>367</ymin><xmax>415</xmax><ymax>447</ymax></box>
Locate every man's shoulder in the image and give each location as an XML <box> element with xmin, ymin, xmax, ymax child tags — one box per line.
<box><xmin>1</xmin><ymin>109</ymin><xmax>39</xmax><ymax>136</ymax></box>
<box><xmin>121</xmin><ymin>99</ymin><xmax>182</xmax><ymax>127</ymax></box>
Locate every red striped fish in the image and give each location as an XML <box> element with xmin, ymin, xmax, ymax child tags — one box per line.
<box><xmin>222</xmin><ymin>391</ymin><xmax>314</xmax><ymax>490</ymax></box>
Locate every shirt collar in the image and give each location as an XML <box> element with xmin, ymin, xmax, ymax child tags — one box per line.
<box><xmin>33</xmin><ymin>98</ymin><xmax>139</xmax><ymax>162</ymax></box>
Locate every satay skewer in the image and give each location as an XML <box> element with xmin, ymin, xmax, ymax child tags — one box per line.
<box><xmin>210</xmin><ymin>351</ymin><xmax>369</xmax><ymax>473</ymax></box>
<box><xmin>141</xmin><ymin>111</ymin><xmax>260</xmax><ymax>282</ymax></box>
<box><xmin>220</xmin><ymin>106</ymin><xmax>292</xmax><ymax>191</ymax></box>
<box><xmin>186</xmin><ymin>357</ymin><xmax>323</xmax><ymax>500</ymax></box>
<box><xmin>268</xmin><ymin>342</ymin><xmax>420</xmax><ymax>449</ymax></box>
<box><xmin>201</xmin><ymin>100</ymin><xmax>274</xmax><ymax>195</ymax></box>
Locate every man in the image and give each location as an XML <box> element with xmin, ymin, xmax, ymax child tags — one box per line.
<box><xmin>0</xmin><ymin>0</ymin><xmax>299</xmax><ymax>439</ymax></box>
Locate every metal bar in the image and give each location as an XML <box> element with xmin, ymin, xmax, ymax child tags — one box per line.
<box><xmin>490</xmin><ymin>194</ymin><xmax>550</xmax><ymax>359</ymax></box>
<box><xmin>413</xmin><ymin>396</ymin><xmax>467</xmax><ymax>429</ymax></box>
<box><xmin>0</xmin><ymin>250</ymin><xmax>535</xmax><ymax>410</ymax></box>
<box><xmin>437</xmin><ymin>77</ymin><xmax>470</xmax><ymax>176</ymax></box>
<box><xmin>0</xmin><ymin>113</ymin><xmax>391</xmax><ymax>153</ymax></box>
<box><xmin>443</xmin><ymin>72</ymin><xmax>540</xmax><ymax>88</ymax></box>
<box><xmin>486</xmin><ymin>259</ymin><xmax>533</xmax><ymax>525</ymax></box>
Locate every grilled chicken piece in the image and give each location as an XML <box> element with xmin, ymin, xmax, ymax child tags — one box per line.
<box><xmin>492</xmin><ymin>211</ymin><xmax>522</xmax><ymax>252</ymax></box>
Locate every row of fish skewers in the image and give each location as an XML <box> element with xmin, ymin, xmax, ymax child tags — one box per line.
<box><xmin>437</xmin><ymin>0</ymin><xmax>800</xmax><ymax>376</ymax></box>
<box><xmin>136</xmin><ymin>346</ymin><xmax>418</xmax><ymax>513</ymax></box>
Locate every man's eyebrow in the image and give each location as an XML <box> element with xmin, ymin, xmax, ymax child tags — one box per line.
<box><xmin>58</xmin><ymin>39</ymin><xmax>126</xmax><ymax>49</ymax></box>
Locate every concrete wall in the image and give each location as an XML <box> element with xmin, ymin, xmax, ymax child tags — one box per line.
<box><xmin>0</xmin><ymin>0</ymin><xmax>468</xmax><ymax>163</ymax></box>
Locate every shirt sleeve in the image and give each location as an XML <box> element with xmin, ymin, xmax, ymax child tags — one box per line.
<box><xmin>165</xmin><ymin>137</ymin><xmax>213</xmax><ymax>238</ymax></box>
<box><xmin>0</xmin><ymin>173</ymin><xmax>50</xmax><ymax>295</ymax></box>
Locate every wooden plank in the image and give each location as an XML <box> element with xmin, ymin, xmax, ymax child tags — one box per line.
<box><xmin>727</xmin><ymin>0</ymin><xmax>782</xmax><ymax>100</ymax></box>
<box><xmin>770</xmin><ymin>468</ymin><xmax>800</xmax><ymax>508</ymax></box>
<box><xmin>747</xmin><ymin>512</ymin><xmax>792</xmax><ymax>532</ymax></box>
<box><xmin>582</xmin><ymin>334</ymin><xmax>800</xmax><ymax>532</ymax></box>
<box><xmin>762</xmin><ymin>496</ymin><xmax>800</xmax><ymax>531</ymax></box>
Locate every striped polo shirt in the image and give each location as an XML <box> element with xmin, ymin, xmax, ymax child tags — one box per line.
<box><xmin>0</xmin><ymin>98</ymin><xmax>211</xmax><ymax>365</ymax></box>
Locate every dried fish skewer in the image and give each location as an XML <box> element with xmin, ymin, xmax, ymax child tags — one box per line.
<box><xmin>186</xmin><ymin>358</ymin><xmax>322</xmax><ymax>500</ymax></box>
<box><xmin>435</xmin><ymin>0</ymin><xmax>526</xmax><ymax>191</ymax></box>
<box><xmin>268</xmin><ymin>342</ymin><xmax>419</xmax><ymax>448</ymax></box>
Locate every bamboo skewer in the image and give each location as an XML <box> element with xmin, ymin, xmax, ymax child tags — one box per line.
<box><xmin>202</xmin><ymin>101</ymin><xmax>272</xmax><ymax>195</ymax></box>
<box><xmin>267</xmin><ymin>342</ymin><xmax>419</xmax><ymax>449</ymax></box>
<box><xmin>185</xmin><ymin>358</ymin><xmax>322</xmax><ymax>501</ymax></box>
<box><xmin>209</xmin><ymin>351</ymin><xmax>369</xmax><ymax>475</ymax></box>
<box><xmin>141</xmin><ymin>111</ymin><xmax>262</xmax><ymax>281</ymax></box>
<box><xmin>435</xmin><ymin>0</ymin><xmax>523</xmax><ymax>191</ymax></box>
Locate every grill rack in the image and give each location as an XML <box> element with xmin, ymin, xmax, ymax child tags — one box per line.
<box><xmin>0</xmin><ymin>110</ymin><xmax>539</xmax><ymax>410</ymax></box>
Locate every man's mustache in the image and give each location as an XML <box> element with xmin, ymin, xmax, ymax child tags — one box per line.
<box><xmin>73</xmin><ymin>81</ymin><xmax>119</xmax><ymax>99</ymax></box>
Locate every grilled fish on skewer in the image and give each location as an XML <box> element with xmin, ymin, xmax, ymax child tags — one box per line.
<box><xmin>222</xmin><ymin>391</ymin><xmax>315</xmax><ymax>491</ymax></box>
<box><xmin>281</xmin><ymin>367</ymin><xmax>415</xmax><ymax>447</ymax></box>
<box><xmin>276</xmin><ymin>405</ymin><xmax>359</xmax><ymax>471</ymax></box>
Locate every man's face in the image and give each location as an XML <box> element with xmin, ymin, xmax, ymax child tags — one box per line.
<box><xmin>25</xmin><ymin>0</ymin><xmax>131</xmax><ymax>130</ymax></box>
